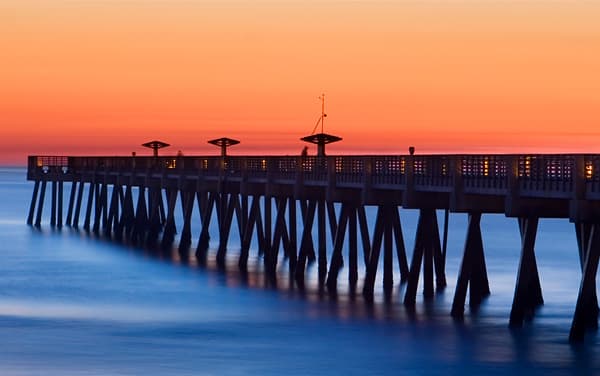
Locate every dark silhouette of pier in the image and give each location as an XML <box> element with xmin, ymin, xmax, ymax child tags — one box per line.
<box><xmin>26</xmin><ymin>152</ymin><xmax>600</xmax><ymax>343</ymax></box>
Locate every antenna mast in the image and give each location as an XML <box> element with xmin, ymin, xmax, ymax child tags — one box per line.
<box><xmin>301</xmin><ymin>93</ymin><xmax>341</xmax><ymax>157</ymax></box>
<box><xmin>320</xmin><ymin>93</ymin><xmax>326</xmax><ymax>134</ymax></box>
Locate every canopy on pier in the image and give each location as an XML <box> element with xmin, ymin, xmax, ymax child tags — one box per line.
<box><xmin>301</xmin><ymin>132</ymin><xmax>342</xmax><ymax>156</ymax></box>
<box><xmin>208</xmin><ymin>137</ymin><xmax>240</xmax><ymax>156</ymax></box>
<box><xmin>142</xmin><ymin>140</ymin><xmax>170</xmax><ymax>157</ymax></box>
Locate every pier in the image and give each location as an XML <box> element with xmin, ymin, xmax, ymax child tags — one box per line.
<box><xmin>26</xmin><ymin>152</ymin><xmax>600</xmax><ymax>343</ymax></box>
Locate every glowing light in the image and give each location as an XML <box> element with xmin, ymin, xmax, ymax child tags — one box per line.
<box><xmin>585</xmin><ymin>161</ymin><xmax>593</xmax><ymax>180</ymax></box>
<box><xmin>483</xmin><ymin>158</ymin><xmax>489</xmax><ymax>177</ymax></box>
<box><xmin>166</xmin><ymin>159</ymin><xmax>176</xmax><ymax>169</ymax></box>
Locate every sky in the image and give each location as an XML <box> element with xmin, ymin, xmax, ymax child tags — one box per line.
<box><xmin>1</xmin><ymin>1</ymin><xmax>599</xmax><ymax>164</ymax></box>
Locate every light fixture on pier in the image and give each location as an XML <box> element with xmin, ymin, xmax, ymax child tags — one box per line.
<box><xmin>208</xmin><ymin>137</ymin><xmax>240</xmax><ymax>157</ymax></box>
<box><xmin>142</xmin><ymin>140</ymin><xmax>170</xmax><ymax>157</ymax></box>
<box><xmin>301</xmin><ymin>94</ymin><xmax>342</xmax><ymax>157</ymax></box>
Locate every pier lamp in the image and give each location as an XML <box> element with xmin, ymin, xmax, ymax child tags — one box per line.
<box><xmin>142</xmin><ymin>140</ymin><xmax>170</xmax><ymax>157</ymax></box>
<box><xmin>300</xmin><ymin>133</ymin><xmax>342</xmax><ymax>157</ymax></box>
<box><xmin>208</xmin><ymin>137</ymin><xmax>240</xmax><ymax>157</ymax></box>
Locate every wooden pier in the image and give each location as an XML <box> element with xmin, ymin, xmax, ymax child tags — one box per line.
<box><xmin>26</xmin><ymin>153</ymin><xmax>600</xmax><ymax>342</ymax></box>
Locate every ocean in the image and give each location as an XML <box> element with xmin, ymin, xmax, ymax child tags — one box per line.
<box><xmin>0</xmin><ymin>167</ymin><xmax>598</xmax><ymax>375</ymax></box>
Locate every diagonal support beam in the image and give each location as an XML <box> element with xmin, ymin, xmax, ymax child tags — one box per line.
<box><xmin>570</xmin><ymin>222</ymin><xmax>600</xmax><ymax>342</ymax></box>
<box><xmin>509</xmin><ymin>217</ymin><xmax>543</xmax><ymax>327</ymax></box>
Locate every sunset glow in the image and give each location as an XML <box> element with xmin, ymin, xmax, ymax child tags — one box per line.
<box><xmin>1</xmin><ymin>1</ymin><xmax>600</xmax><ymax>164</ymax></box>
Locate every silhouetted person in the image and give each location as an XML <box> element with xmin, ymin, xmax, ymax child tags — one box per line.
<box><xmin>409</xmin><ymin>146</ymin><xmax>415</xmax><ymax>155</ymax></box>
<box><xmin>301</xmin><ymin>146</ymin><xmax>308</xmax><ymax>158</ymax></box>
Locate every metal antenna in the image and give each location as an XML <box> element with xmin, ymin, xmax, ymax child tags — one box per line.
<box><xmin>320</xmin><ymin>93</ymin><xmax>326</xmax><ymax>134</ymax></box>
<box><xmin>310</xmin><ymin>94</ymin><xmax>327</xmax><ymax>135</ymax></box>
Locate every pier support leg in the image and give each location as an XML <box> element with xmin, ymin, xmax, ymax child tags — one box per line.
<box><xmin>363</xmin><ymin>206</ymin><xmax>384</xmax><ymax>299</ymax></box>
<box><xmin>92</xmin><ymin>183</ymin><xmax>103</xmax><ymax>233</ymax></box>
<box><xmin>263</xmin><ymin>196</ymin><xmax>274</xmax><ymax>284</ymax></box>
<box><xmin>113</xmin><ymin>186</ymin><xmax>124</xmax><ymax>238</ymax></box>
<box><xmin>179</xmin><ymin>191</ymin><xmax>194</xmax><ymax>251</ymax></box>
<box><xmin>161</xmin><ymin>188</ymin><xmax>178</xmax><ymax>249</ymax></box>
<box><xmin>50</xmin><ymin>181</ymin><xmax>57</xmax><ymax>227</ymax></box>
<box><xmin>317</xmin><ymin>199</ymin><xmax>327</xmax><ymax>287</ymax></box>
<box><xmin>295</xmin><ymin>200</ymin><xmax>316</xmax><ymax>288</ymax></box>
<box><xmin>288</xmin><ymin>198</ymin><xmax>298</xmax><ymax>279</ymax></box>
<box><xmin>326</xmin><ymin>204</ymin><xmax>350</xmax><ymax>293</ymax></box>
<box><xmin>146</xmin><ymin>187</ymin><xmax>162</xmax><ymax>246</ymax></box>
<box><xmin>72</xmin><ymin>180</ymin><xmax>85</xmax><ymax>229</ymax></box>
<box><xmin>575</xmin><ymin>223</ymin><xmax>599</xmax><ymax>318</ymax></box>
<box><xmin>119</xmin><ymin>185</ymin><xmax>135</xmax><ymax>240</ymax></box>
<box><xmin>327</xmin><ymin>202</ymin><xmax>338</xmax><ymax>244</ymax></box>
<box><xmin>451</xmin><ymin>213</ymin><xmax>490</xmax><ymax>318</ymax></box>
<box><xmin>349</xmin><ymin>207</ymin><xmax>358</xmax><ymax>293</ymax></box>
<box><xmin>362</xmin><ymin>205</ymin><xmax>408</xmax><ymax>298</ymax></box>
<box><xmin>27</xmin><ymin>180</ymin><xmax>40</xmax><ymax>225</ymax></box>
<box><xmin>196</xmin><ymin>192</ymin><xmax>215</xmax><ymax>262</ymax></box>
<box><xmin>92</xmin><ymin>183</ymin><xmax>107</xmax><ymax>234</ymax></box>
<box><xmin>391</xmin><ymin>207</ymin><xmax>409</xmax><ymax>283</ymax></box>
<box><xmin>217</xmin><ymin>194</ymin><xmax>237</xmax><ymax>268</ymax></box>
<box><xmin>239</xmin><ymin>195</ymin><xmax>262</xmax><ymax>271</ymax></box>
<box><xmin>570</xmin><ymin>222</ymin><xmax>600</xmax><ymax>342</ymax></box>
<box><xmin>65</xmin><ymin>180</ymin><xmax>77</xmax><ymax>227</ymax></box>
<box><xmin>132</xmin><ymin>186</ymin><xmax>148</xmax><ymax>245</ymax></box>
<box><xmin>509</xmin><ymin>217</ymin><xmax>543</xmax><ymax>327</ymax></box>
<box><xmin>358</xmin><ymin>206</ymin><xmax>371</xmax><ymax>267</ymax></box>
<box><xmin>57</xmin><ymin>181</ymin><xmax>63</xmax><ymax>228</ymax></box>
<box><xmin>105</xmin><ymin>185</ymin><xmax>118</xmax><ymax>237</ymax></box>
<box><xmin>83</xmin><ymin>182</ymin><xmax>96</xmax><ymax>231</ymax></box>
<box><xmin>404</xmin><ymin>209</ymin><xmax>446</xmax><ymax>306</ymax></box>
<box><xmin>35</xmin><ymin>180</ymin><xmax>47</xmax><ymax>227</ymax></box>
<box><xmin>269</xmin><ymin>197</ymin><xmax>290</xmax><ymax>277</ymax></box>
<box><xmin>383</xmin><ymin>206</ymin><xmax>394</xmax><ymax>295</ymax></box>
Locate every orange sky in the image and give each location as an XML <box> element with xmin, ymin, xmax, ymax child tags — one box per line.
<box><xmin>1</xmin><ymin>1</ymin><xmax>599</xmax><ymax>164</ymax></box>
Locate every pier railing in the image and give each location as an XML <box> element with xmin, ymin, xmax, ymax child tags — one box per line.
<box><xmin>28</xmin><ymin>154</ymin><xmax>600</xmax><ymax>200</ymax></box>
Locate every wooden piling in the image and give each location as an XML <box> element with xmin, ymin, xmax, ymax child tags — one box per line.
<box><xmin>34</xmin><ymin>180</ymin><xmax>47</xmax><ymax>227</ymax></box>
<box><xmin>50</xmin><ymin>181</ymin><xmax>57</xmax><ymax>227</ymax></box>
<box><xmin>570</xmin><ymin>223</ymin><xmax>600</xmax><ymax>342</ymax></box>
<box><xmin>509</xmin><ymin>217</ymin><xmax>543</xmax><ymax>327</ymax></box>
<box><xmin>27</xmin><ymin>180</ymin><xmax>40</xmax><ymax>225</ymax></box>
<box><xmin>451</xmin><ymin>213</ymin><xmax>490</xmax><ymax>318</ymax></box>
<box><xmin>65</xmin><ymin>180</ymin><xmax>77</xmax><ymax>227</ymax></box>
<box><xmin>404</xmin><ymin>209</ymin><xmax>446</xmax><ymax>306</ymax></box>
<box><xmin>295</xmin><ymin>200</ymin><xmax>317</xmax><ymax>287</ymax></box>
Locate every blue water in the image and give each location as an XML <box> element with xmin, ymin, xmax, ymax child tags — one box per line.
<box><xmin>0</xmin><ymin>167</ymin><xmax>598</xmax><ymax>375</ymax></box>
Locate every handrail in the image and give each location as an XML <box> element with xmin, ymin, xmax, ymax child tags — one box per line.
<box><xmin>29</xmin><ymin>154</ymin><xmax>599</xmax><ymax>197</ymax></box>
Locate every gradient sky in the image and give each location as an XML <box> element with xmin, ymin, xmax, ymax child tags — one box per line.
<box><xmin>1</xmin><ymin>1</ymin><xmax>599</xmax><ymax>164</ymax></box>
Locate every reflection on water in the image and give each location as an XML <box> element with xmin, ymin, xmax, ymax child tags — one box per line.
<box><xmin>0</xmin><ymin>168</ymin><xmax>599</xmax><ymax>375</ymax></box>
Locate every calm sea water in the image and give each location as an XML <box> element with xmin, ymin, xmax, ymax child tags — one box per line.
<box><xmin>0</xmin><ymin>167</ymin><xmax>598</xmax><ymax>375</ymax></box>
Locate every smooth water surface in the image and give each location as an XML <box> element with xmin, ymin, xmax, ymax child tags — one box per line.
<box><xmin>0</xmin><ymin>167</ymin><xmax>598</xmax><ymax>375</ymax></box>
